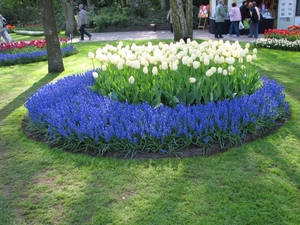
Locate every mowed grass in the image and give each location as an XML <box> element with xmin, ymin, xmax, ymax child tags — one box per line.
<box><xmin>0</xmin><ymin>34</ymin><xmax>300</xmax><ymax>225</ymax></box>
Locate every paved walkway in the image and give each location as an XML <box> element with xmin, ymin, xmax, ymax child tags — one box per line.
<box><xmin>71</xmin><ymin>29</ymin><xmax>263</xmax><ymax>43</ymax></box>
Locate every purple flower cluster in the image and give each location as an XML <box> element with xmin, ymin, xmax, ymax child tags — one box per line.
<box><xmin>25</xmin><ymin>71</ymin><xmax>289</xmax><ymax>154</ymax></box>
<box><xmin>0</xmin><ymin>46</ymin><xmax>77</xmax><ymax>66</ymax></box>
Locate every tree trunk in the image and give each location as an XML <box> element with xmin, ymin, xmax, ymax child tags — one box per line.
<box><xmin>186</xmin><ymin>0</ymin><xmax>193</xmax><ymax>40</ymax></box>
<box><xmin>87</xmin><ymin>0</ymin><xmax>93</xmax><ymax>7</ymax></box>
<box><xmin>61</xmin><ymin>0</ymin><xmax>79</xmax><ymax>37</ymax></box>
<box><xmin>170</xmin><ymin>0</ymin><xmax>181</xmax><ymax>41</ymax></box>
<box><xmin>41</xmin><ymin>0</ymin><xmax>64</xmax><ymax>73</ymax></box>
<box><xmin>160</xmin><ymin>0</ymin><xmax>169</xmax><ymax>10</ymax></box>
<box><xmin>171</xmin><ymin>0</ymin><xmax>193</xmax><ymax>42</ymax></box>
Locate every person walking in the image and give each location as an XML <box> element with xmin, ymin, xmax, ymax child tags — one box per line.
<box><xmin>227</xmin><ymin>2</ymin><xmax>241</xmax><ymax>37</ymax></box>
<box><xmin>248</xmin><ymin>2</ymin><xmax>261</xmax><ymax>38</ymax></box>
<box><xmin>77</xmin><ymin>4</ymin><xmax>92</xmax><ymax>41</ymax></box>
<box><xmin>0</xmin><ymin>14</ymin><xmax>10</xmax><ymax>43</ymax></box>
<box><xmin>240</xmin><ymin>1</ymin><xmax>250</xmax><ymax>35</ymax></box>
<box><xmin>166</xmin><ymin>8</ymin><xmax>173</xmax><ymax>33</ymax></box>
<box><xmin>214</xmin><ymin>0</ymin><xmax>227</xmax><ymax>39</ymax></box>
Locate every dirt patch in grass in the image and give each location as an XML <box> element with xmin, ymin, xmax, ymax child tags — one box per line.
<box><xmin>21</xmin><ymin>112</ymin><xmax>291</xmax><ymax>160</ymax></box>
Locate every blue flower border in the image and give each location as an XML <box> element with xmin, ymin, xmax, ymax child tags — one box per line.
<box><xmin>25</xmin><ymin>71</ymin><xmax>290</xmax><ymax>155</ymax></box>
<box><xmin>0</xmin><ymin>45</ymin><xmax>77</xmax><ymax>66</ymax></box>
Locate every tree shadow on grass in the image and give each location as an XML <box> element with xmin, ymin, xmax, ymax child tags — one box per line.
<box><xmin>0</xmin><ymin>72</ymin><xmax>61</xmax><ymax>123</ymax></box>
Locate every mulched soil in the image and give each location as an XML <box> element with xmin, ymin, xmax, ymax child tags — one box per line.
<box><xmin>22</xmin><ymin>112</ymin><xmax>291</xmax><ymax>160</ymax></box>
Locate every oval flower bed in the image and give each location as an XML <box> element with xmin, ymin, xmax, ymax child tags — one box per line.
<box><xmin>24</xmin><ymin>40</ymin><xmax>289</xmax><ymax>158</ymax></box>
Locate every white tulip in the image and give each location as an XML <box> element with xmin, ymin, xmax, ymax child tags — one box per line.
<box><xmin>193</xmin><ymin>61</ymin><xmax>200</xmax><ymax>69</ymax></box>
<box><xmin>189</xmin><ymin>77</ymin><xmax>196</xmax><ymax>83</ymax></box>
<box><xmin>246</xmin><ymin>55</ymin><xmax>252</xmax><ymax>62</ymax></box>
<box><xmin>92</xmin><ymin>72</ymin><xmax>98</xmax><ymax>78</ymax></box>
<box><xmin>217</xmin><ymin>67</ymin><xmax>223</xmax><ymax>74</ymax></box>
<box><xmin>128</xmin><ymin>75</ymin><xmax>135</xmax><ymax>84</ymax></box>
<box><xmin>101</xmin><ymin>64</ymin><xmax>107</xmax><ymax>71</ymax></box>
<box><xmin>88</xmin><ymin>52</ymin><xmax>95</xmax><ymax>59</ymax></box>
<box><xmin>223</xmin><ymin>69</ymin><xmax>228</xmax><ymax>76</ymax></box>
<box><xmin>161</xmin><ymin>61</ymin><xmax>168</xmax><ymax>70</ymax></box>
<box><xmin>204</xmin><ymin>58</ymin><xmax>210</xmax><ymax>66</ymax></box>
<box><xmin>143</xmin><ymin>66</ymin><xmax>148</xmax><ymax>74</ymax></box>
<box><xmin>152</xmin><ymin>66</ymin><xmax>158</xmax><ymax>76</ymax></box>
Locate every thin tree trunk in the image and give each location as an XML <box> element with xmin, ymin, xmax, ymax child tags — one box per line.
<box><xmin>171</xmin><ymin>0</ymin><xmax>193</xmax><ymax>42</ymax></box>
<box><xmin>41</xmin><ymin>0</ymin><xmax>64</xmax><ymax>73</ymax></box>
<box><xmin>61</xmin><ymin>0</ymin><xmax>79</xmax><ymax>37</ymax></box>
<box><xmin>186</xmin><ymin>0</ymin><xmax>193</xmax><ymax>40</ymax></box>
<box><xmin>87</xmin><ymin>0</ymin><xmax>93</xmax><ymax>7</ymax></box>
<box><xmin>171</xmin><ymin>0</ymin><xmax>181</xmax><ymax>41</ymax></box>
<box><xmin>177</xmin><ymin>0</ymin><xmax>188</xmax><ymax>38</ymax></box>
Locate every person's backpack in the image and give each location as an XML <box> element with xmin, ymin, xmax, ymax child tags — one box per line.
<box><xmin>2</xmin><ymin>18</ymin><xmax>7</xmax><ymax>27</ymax></box>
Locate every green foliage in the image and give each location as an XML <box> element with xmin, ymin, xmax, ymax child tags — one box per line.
<box><xmin>90</xmin><ymin>41</ymin><xmax>261</xmax><ymax>107</ymax></box>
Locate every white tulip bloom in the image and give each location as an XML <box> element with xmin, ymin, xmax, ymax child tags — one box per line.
<box><xmin>228</xmin><ymin>65</ymin><xmax>235</xmax><ymax>73</ymax></box>
<box><xmin>238</xmin><ymin>57</ymin><xmax>243</xmax><ymax>63</ymax></box>
<box><xmin>182</xmin><ymin>56</ymin><xmax>188</xmax><ymax>65</ymax></box>
<box><xmin>217</xmin><ymin>67</ymin><xmax>223</xmax><ymax>74</ymax></box>
<box><xmin>223</xmin><ymin>69</ymin><xmax>228</xmax><ymax>76</ymax></box>
<box><xmin>253</xmin><ymin>48</ymin><xmax>258</xmax><ymax>54</ymax></box>
<box><xmin>92</xmin><ymin>72</ymin><xmax>98</xmax><ymax>78</ymax></box>
<box><xmin>193</xmin><ymin>61</ymin><xmax>200</xmax><ymax>69</ymax></box>
<box><xmin>171</xmin><ymin>62</ymin><xmax>178</xmax><ymax>71</ymax></box>
<box><xmin>88</xmin><ymin>52</ymin><xmax>95</xmax><ymax>59</ymax></box>
<box><xmin>117</xmin><ymin>62</ymin><xmax>123</xmax><ymax>70</ymax></box>
<box><xmin>152</xmin><ymin>66</ymin><xmax>158</xmax><ymax>76</ymax></box>
<box><xmin>211</xmin><ymin>66</ymin><xmax>217</xmax><ymax>73</ymax></box>
<box><xmin>206</xmin><ymin>69</ymin><xmax>213</xmax><ymax>77</ymax></box>
<box><xmin>189</xmin><ymin>77</ymin><xmax>196</xmax><ymax>83</ymax></box>
<box><xmin>143</xmin><ymin>66</ymin><xmax>148</xmax><ymax>74</ymax></box>
<box><xmin>246</xmin><ymin>55</ymin><xmax>252</xmax><ymax>62</ymax></box>
<box><xmin>161</xmin><ymin>61</ymin><xmax>168</xmax><ymax>70</ymax></box>
<box><xmin>101</xmin><ymin>64</ymin><xmax>107</xmax><ymax>71</ymax></box>
<box><xmin>252</xmin><ymin>54</ymin><xmax>257</xmax><ymax>60</ymax></box>
<box><xmin>204</xmin><ymin>58</ymin><xmax>210</xmax><ymax>66</ymax></box>
<box><xmin>128</xmin><ymin>76</ymin><xmax>135</xmax><ymax>84</ymax></box>
<box><xmin>245</xmin><ymin>43</ymin><xmax>250</xmax><ymax>49</ymax></box>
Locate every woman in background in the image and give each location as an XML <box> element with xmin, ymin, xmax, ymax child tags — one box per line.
<box><xmin>248</xmin><ymin>2</ymin><xmax>261</xmax><ymax>38</ymax></box>
<box><xmin>227</xmin><ymin>2</ymin><xmax>241</xmax><ymax>37</ymax></box>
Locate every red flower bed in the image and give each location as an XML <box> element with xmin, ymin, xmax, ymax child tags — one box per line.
<box><xmin>264</xmin><ymin>26</ymin><xmax>300</xmax><ymax>41</ymax></box>
<box><xmin>0</xmin><ymin>38</ymin><xmax>70</xmax><ymax>53</ymax></box>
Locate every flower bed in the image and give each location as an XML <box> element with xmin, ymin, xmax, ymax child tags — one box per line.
<box><xmin>0</xmin><ymin>38</ymin><xmax>77</xmax><ymax>66</ymax></box>
<box><xmin>24</xmin><ymin>40</ymin><xmax>289</xmax><ymax>158</ymax></box>
<box><xmin>254</xmin><ymin>26</ymin><xmax>300</xmax><ymax>51</ymax></box>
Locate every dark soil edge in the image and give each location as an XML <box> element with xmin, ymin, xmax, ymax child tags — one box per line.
<box><xmin>21</xmin><ymin>111</ymin><xmax>291</xmax><ymax>160</ymax></box>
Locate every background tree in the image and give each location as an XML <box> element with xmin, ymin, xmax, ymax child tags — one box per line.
<box><xmin>41</xmin><ymin>0</ymin><xmax>64</xmax><ymax>73</ymax></box>
<box><xmin>61</xmin><ymin>0</ymin><xmax>79</xmax><ymax>37</ymax></box>
<box><xmin>171</xmin><ymin>0</ymin><xmax>193</xmax><ymax>42</ymax></box>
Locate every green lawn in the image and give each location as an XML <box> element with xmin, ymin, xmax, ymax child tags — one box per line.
<box><xmin>0</xmin><ymin>36</ymin><xmax>300</xmax><ymax>225</ymax></box>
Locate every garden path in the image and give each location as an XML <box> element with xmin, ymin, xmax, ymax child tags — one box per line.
<box><xmin>70</xmin><ymin>29</ymin><xmax>263</xmax><ymax>43</ymax></box>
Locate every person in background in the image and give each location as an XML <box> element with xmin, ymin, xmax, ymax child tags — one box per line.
<box><xmin>240</xmin><ymin>1</ymin><xmax>250</xmax><ymax>35</ymax></box>
<box><xmin>227</xmin><ymin>2</ymin><xmax>241</xmax><ymax>37</ymax></box>
<box><xmin>214</xmin><ymin>0</ymin><xmax>227</xmax><ymax>39</ymax></box>
<box><xmin>77</xmin><ymin>4</ymin><xmax>92</xmax><ymax>41</ymax></box>
<box><xmin>0</xmin><ymin>14</ymin><xmax>10</xmax><ymax>43</ymax></box>
<box><xmin>166</xmin><ymin>8</ymin><xmax>173</xmax><ymax>33</ymax></box>
<box><xmin>248</xmin><ymin>1</ymin><xmax>261</xmax><ymax>38</ymax></box>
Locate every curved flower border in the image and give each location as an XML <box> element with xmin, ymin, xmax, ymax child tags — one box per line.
<box><xmin>25</xmin><ymin>71</ymin><xmax>289</xmax><ymax>156</ymax></box>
